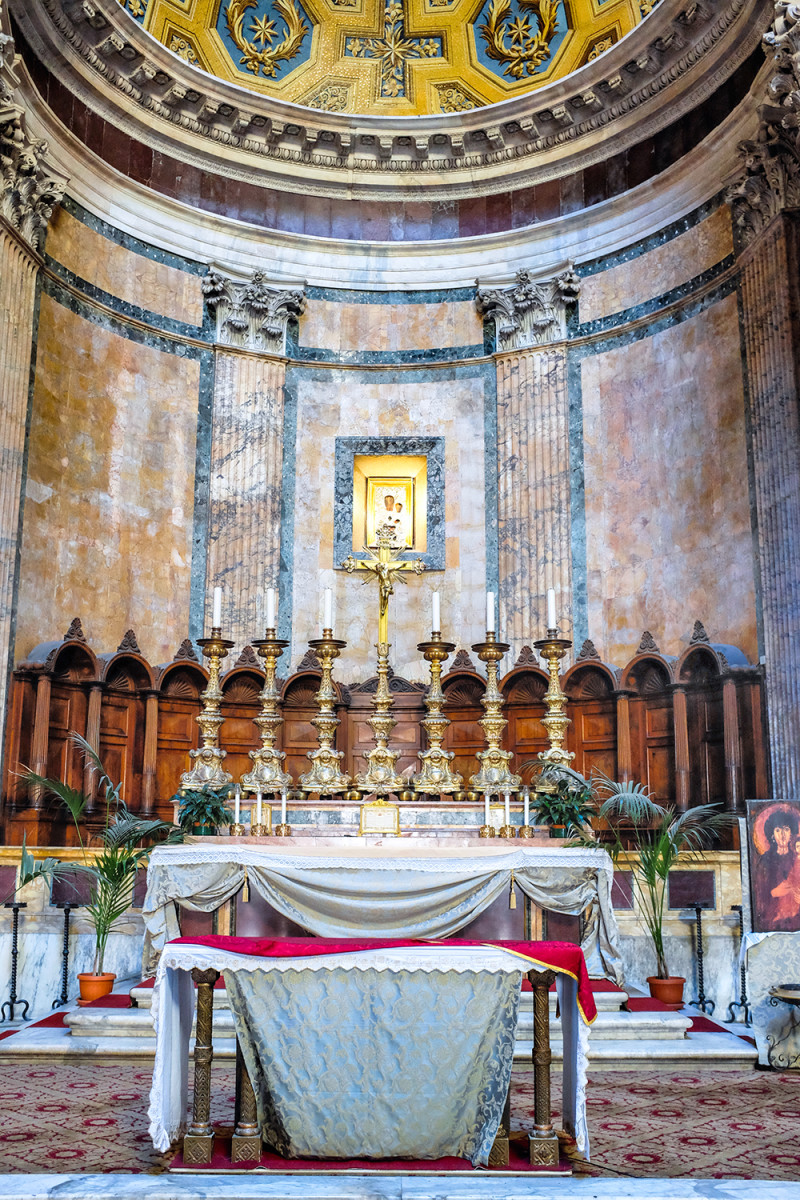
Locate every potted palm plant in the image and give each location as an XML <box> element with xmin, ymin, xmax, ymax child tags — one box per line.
<box><xmin>23</xmin><ymin>734</ymin><xmax>179</xmax><ymax>1003</ymax></box>
<box><xmin>580</xmin><ymin>772</ymin><xmax>731</xmax><ymax>1005</ymax></box>
<box><xmin>173</xmin><ymin>785</ymin><xmax>235</xmax><ymax>835</ymax></box>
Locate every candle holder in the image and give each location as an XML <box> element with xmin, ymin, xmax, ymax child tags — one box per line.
<box><xmin>179</xmin><ymin>629</ymin><xmax>234</xmax><ymax>791</ymax></box>
<box><xmin>300</xmin><ymin>630</ymin><xmax>352</xmax><ymax>796</ymax></box>
<box><xmin>479</xmin><ymin>824</ymin><xmax>496</xmax><ymax>838</ymax></box>
<box><xmin>517</xmin><ymin>824</ymin><xmax>535</xmax><ymax>839</ymax></box>
<box><xmin>499</xmin><ymin>824</ymin><xmax>516</xmax><ymax>839</ymax></box>
<box><xmin>274</xmin><ymin>823</ymin><xmax>292</xmax><ymax>837</ymax></box>
<box><xmin>469</xmin><ymin>632</ymin><xmax>521</xmax><ymax>796</ymax></box>
<box><xmin>230</xmin><ymin>823</ymin><xmax>246</xmax><ymax>837</ymax></box>
<box><xmin>533</xmin><ymin>630</ymin><xmax>574</xmax><ymax>766</ymax></box>
<box><xmin>250</xmin><ymin>823</ymin><xmax>269</xmax><ymax>837</ymax></box>
<box><xmin>413</xmin><ymin>633</ymin><xmax>463</xmax><ymax>797</ymax></box>
<box><xmin>241</xmin><ymin>629</ymin><xmax>292</xmax><ymax>794</ymax></box>
<box><xmin>355</xmin><ymin>641</ymin><xmax>405</xmax><ymax>795</ymax></box>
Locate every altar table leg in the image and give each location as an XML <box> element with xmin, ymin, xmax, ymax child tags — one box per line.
<box><xmin>232</xmin><ymin>1040</ymin><xmax>262</xmax><ymax>1163</ymax></box>
<box><xmin>527</xmin><ymin>969</ymin><xmax>560</xmax><ymax>1168</ymax></box>
<box><xmin>183</xmin><ymin>967</ymin><xmax>220</xmax><ymax>1165</ymax></box>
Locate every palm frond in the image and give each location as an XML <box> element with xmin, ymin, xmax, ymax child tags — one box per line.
<box><xmin>591</xmin><ymin>770</ymin><xmax>662</xmax><ymax>825</ymax></box>
<box><xmin>102</xmin><ymin>813</ymin><xmax>175</xmax><ymax>850</ymax></box>
<box><xmin>17</xmin><ymin>769</ymin><xmax>88</xmax><ymax>824</ymax></box>
<box><xmin>70</xmin><ymin>732</ymin><xmax>122</xmax><ymax>806</ymax></box>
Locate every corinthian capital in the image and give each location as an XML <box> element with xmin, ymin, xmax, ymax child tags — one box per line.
<box><xmin>0</xmin><ymin>12</ymin><xmax>66</xmax><ymax>253</ymax></box>
<box><xmin>475</xmin><ymin>267</ymin><xmax>580</xmax><ymax>351</ymax></box>
<box><xmin>203</xmin><ymin>267</ymin><xmax>305</xmax><ymax>354</ymax></box>
<box><xmin>727</xmin><ymin>1</ymin><xmax>800</xmax><ymax>245</ymax></box>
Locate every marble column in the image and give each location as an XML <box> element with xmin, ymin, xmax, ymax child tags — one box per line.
<box><xmin>738</xmin><ymin>212</ymin><xmax>800</xmax><ymax>796</ymax></box>
<box><xmin>0</xmin><ymin>229</ymin><xmax>39</xmax><ymax>761</ymax></box>
<box><xmin>205</xmin><ymin>352</ymin><xmax>288</xmax><ymax>651</ymax></box>
<box><xmin>495</xmin><ymin>348</ymin><xmax>572</xmax><ymax>659</ymax></box>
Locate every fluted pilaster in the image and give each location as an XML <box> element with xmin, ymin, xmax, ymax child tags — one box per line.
<box><xmin>0</xmin><ymin>229</ymin><xmax>39</xmax><ymax>760</ymax></box>
<box><xmin>739</xmin><ymin>212</ymin><xmax>800</xmax><ymax>796</ymax></box>
<box><xmin>496</xmin><ymin>348</ymin><xmax>572</xmax><ymax>659</ymax></box>
<box><xmin>205</xmin><ymin>352</ymin><xmax>287</xmax><ymax>649</ymax></box>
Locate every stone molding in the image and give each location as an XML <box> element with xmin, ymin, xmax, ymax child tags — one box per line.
<box><xmin>728</xmin><ymin>0</ymin><xmax>800</xmax><ymax>244</ymax></box>
<box><xmin>203</xmin><ymin>268</ymin><xmax>305</xmax><ymax>353</ymax></box>
<box><xmin>13</xmin><ymin>0</ymin><xmax>769</xmax><ymax>199</ymax></box>
<box><xmin>0</xmin><ymin>3</ymin><xmax>65</xmax><ymax>253</ymax></box>
<box><xmin>476</xmin><ymin>268</ymin><xmax>580</xmax><ymax>349</ymax></box>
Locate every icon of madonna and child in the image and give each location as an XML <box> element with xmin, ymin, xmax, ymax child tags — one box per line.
<box><xmin>748</xmin><ymin>800</ymin><xmax>800</xmax><ymax>932</ymax></box>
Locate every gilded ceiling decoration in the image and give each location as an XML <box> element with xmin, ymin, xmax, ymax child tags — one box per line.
<box><xmin>125</xmin><ymin>0</ymin><xmax>652</xmax><ymax>114</ymax></box>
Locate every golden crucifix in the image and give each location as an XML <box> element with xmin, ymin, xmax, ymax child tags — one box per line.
<box><xmin>342</xmin><ymin>521</ymin><xmax>424</xmax><ymax>795</ymax></box>
<box><xmin>342</xmin><ymin>522</ymin><xmax>425</xmax><ymax>643</ymax></box>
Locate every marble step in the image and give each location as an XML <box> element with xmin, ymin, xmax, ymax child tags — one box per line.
<box><xmin>128</xmin><ymin>983</ymin><xmax>630</xmax><ymax>1014</ymax></box>
<box><xmin>65</xmin><ymin>1004</ymin><xmax>688</xmax><ymax>1044</ymax></box>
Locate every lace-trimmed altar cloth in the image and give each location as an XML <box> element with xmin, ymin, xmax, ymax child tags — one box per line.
<box><xmin>147</xmin><ymin>937</ymin><xmax>594</xmax><ymax>1162</ymax></box>
<box><xmin>141</xmin><ymin>841</ymin><xmax>623</xmax><ymax>985</ymax></box>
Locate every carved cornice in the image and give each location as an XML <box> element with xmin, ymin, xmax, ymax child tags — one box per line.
<box><xmin>203</xmin><ymin>267</ymin><xmax>305</xmax><ymax>353</ymax></box>
<box><xmin>12</xmin><ymin>0</ymin><xmax>769</xmax><ymax>200</ymax></box>
<box><xmin>0</xmin><ymin>2</ymin><xmax>66</xmax><ymax>252</ymax></box>
<box><xmin>728</xmin><ymin>1</ymin><xmax>800</xmax><ymax>243</ymax></box>
<box><xmin>116</xmin><ymin>628</ymin><xmax>142</xmax><ymax>654</ymax></box>
<box><xmin>476</xmin><ymin>267</ymin><xmax>580</xmax><ymax>349</ymax></box>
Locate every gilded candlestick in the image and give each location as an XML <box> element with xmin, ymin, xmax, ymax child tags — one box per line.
<box><xmin>299</xmin><ymin>630</ymin><xmax>352</xmax><ymax>796</ymax></box>
<box><xmin>241</xmin><ymin>629</ymin><xmax>292</xmax><ymax>794</ymax></box>
<box><xmin>355</xmin><ymin>641</ymin><xmax>405</xmax><ymax>795</ymax></box>
<box><xmin>413</xmin><ymin>633</ymin><xmax>463</xmax><ymax>796</ymax></box>
<box><xmin>180</xmin><ymin>629</ymin><xmax>234</xmax><ymax>791</ymax></box>
<box><xmin>469</xmin><ymin>632</ymin><xmax>521</xmax><ymax>795</ymax></box>
<box><xmin>533</xmin><ymin>630</ymin><xmax>574</xmax><ymax>766</ymax></box>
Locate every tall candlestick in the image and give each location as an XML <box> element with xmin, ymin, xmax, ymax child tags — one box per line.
<box><xmin>281</xmin><ymin>788</ymin><xmax>287</xmax><ymax>825</ymax></box>
<box><xmin>484</xmin><ymin>793</ymin><xmax>490</xmax><ymax>825</ymax></box>
<box><xmin>432</xmin><ymin>592</ymin><xmax>441</xmax><ymax>634</ymax></box>
<box><xmin>547</xmin><ymin>587</ymin><xmax>557</xmax><ymax>631</ymax></box>
<box><xmin>212</xmin><ymin>586</ymin><xmax>222</xmax><ymax>628</ymax></box>
<box><xmin>523</xmin><ymin>787</ymin><xmax>530</xmax><ymax>827</ymax></box>
<box><xmin>266</xmin><ymin>587</ymin><xmax>276</xmax><ymax>630</ymax></box>
<box><xmin>234</xmin><ymin>784</ymin><xmax>240</xmax><ymax>823</ymax></box>
<box><xmin>504</xmin><ymin>791</ymin><xmax>511</xmax><ymax>826</ymax></box>
<box><xmin>323</xmin><ymin>588</ymin><xmax>333</xmax><ymax>630</ymax></box>
<box><xmin>486</xmin><ymin>591</ymin><xmax>495</xmax><ymax>633</ymax></box>
<box><xmin>256</xmin><ymin>789</ymin><xmax>262</xmax><ymax>825</ymax></box>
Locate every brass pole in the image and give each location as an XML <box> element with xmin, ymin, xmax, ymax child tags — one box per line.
<box><xmin>528</xmin><ymin>968</ymin><xmax>560</xmax><ymax>1167</ymax></box>
<box><xmin>231</xmin><ymin>1040</ymin><xmax>262</xmax><ymax>1162</ymax></box>
<box><xmin>183</xmin><ymin>967</ymin><xmax>220</xmax><ymax>1164</ymax></box>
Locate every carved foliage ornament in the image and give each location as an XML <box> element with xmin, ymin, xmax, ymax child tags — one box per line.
<box><xmin>203</xmin><ymin>267</ymin><xmax>305</xmax><ymax>352</ymax></box>
<box><xmin>0</xmin><ymin>22</ymin><xmax>65</xmax><ymax>252</ymax></box>
<box><xmin>475</xmin><ymin>266</ymin><xmax>580</xmax><ymax>349</ymax></box>
<box><xmin>727</xmin><ymin>1</ymin><xmax>800</xmax><ymax>244</ymax></box>
<box><xmin>479</xmin><ymin>0</ymin><xmax>560</xmax><ymax>80</ymax></box>
<box><xmin>224</xmin><ymin>0</ymin><xmax>309</xmax><ymax>79</ymax></box>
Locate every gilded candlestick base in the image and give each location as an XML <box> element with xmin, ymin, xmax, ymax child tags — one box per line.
<box><xmin>413</xmin><ymin>635</ymin><xmax>463</xmax><ymax>796</ymax></box>
<box><xmin>300</xmin><ymin>631</ymin><xmax>352</xmax><ymax>795</ymax></box>
<box><xmin>469</xmin><ymin>634</ymin><xmax>521</xmax><ymax>796</ymax></box>
<box><xmin>180</xmin><ymin>629</ymin><xmax>234</xmax><ymax>792</ymax></box>
<box><xmin>250</xmin><ymin>823</ymin><xmax>268</xmax><ymax>837</ymax></box>
<box><xmin>517</xmin><ymin>824</ymin><xmax>535</xmax><ymax>839</ymax></box>
<box><xmin>230</xmin><ymin>823</ymin><xmax>246</xmax><ymax>837</ymax></box>
<box><xmin>479</xmin><ymin>824</ymin><xmax>496</xmax><ymax>838</ymax></box>
<box><xmin>499</xmin><ymin>823</ymin><xmax>516</xmax><ymax>839</ymax></box>
<box><xmin>274</xmin><ymin>823</ymin><xmax>292</xmax><ymax>837</ymax></box>
<box><xmin>533</xmin><ymin>632</ymin><xmax>574</xmax><ymax>767</ymax></box>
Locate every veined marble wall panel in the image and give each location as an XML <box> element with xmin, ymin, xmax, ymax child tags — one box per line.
<box><xmin>0</xmin><ymin>231</ymin><xmax>39</xmax><ymax>758</ymax></box>
<box><xmin>16</xmin><ymin>294</ymin><xmax>200</xmax><ymax>663</ymax></box>
<box><xmin>581</xmin><ymin>292</ymin><xmax>757</xmax><ymax>664</ymax></box>
<box><xmin>497</xmin><ymin>349</ymin><xmax>571</xmax><ymax>659</ymax></box>
<box><xmin>579</xmin><ymin>207</ymin><xmax>734</xmax><ymax>324</ymax></box>
<box><xmin>206</xmin><ymin>352</ymin><xmax>286</xmax><ymax>649</ymax></box>
<box><xmin>45</xmin><ymin>208</ymin><xmax>203</xmax><ymax>326</ymax></box>
<box><xmin>290</xmin><ymin>369</ymin><xmax>488</xmax><ymax>680</ymax></box>
<box><xmin>299</xmin><ymin>299</ymin><xmax>483</xmax><ymax>354</ymax></box>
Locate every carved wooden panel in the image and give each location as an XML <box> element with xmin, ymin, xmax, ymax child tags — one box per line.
<box><xmin>281</xmin><ymin>673</ymin><xmax>325</xmax><ymax>784</ymax></box>
<box><xmin>221</xmin><ymin>671</ymin><xmax>264</xmax><ymax>786</ymax></box>
<box><xmin>443</xmin><ymin>674</ymin><xmax>485</xmax><ymax>786</ymax></box>
<box><xmin>687</xmin><ymin>687</ymin><xmax>725</xmax><ymax>807</ymax></box>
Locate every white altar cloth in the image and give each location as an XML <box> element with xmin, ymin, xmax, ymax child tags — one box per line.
<box><xmin>142</xmin><ymin>840</ymin><xmax>623</xmax><ymax>984</ymax></box>
<box><xmin>147</xmin><ymin>941</ymin><xmax>591</xmax><ymax>1161</ymax></box>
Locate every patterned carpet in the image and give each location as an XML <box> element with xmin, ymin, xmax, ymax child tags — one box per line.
<box><xmin>1</xmin><ymin>1061</ymin><xmax>799</xmax><ymax>1178</ymax></box>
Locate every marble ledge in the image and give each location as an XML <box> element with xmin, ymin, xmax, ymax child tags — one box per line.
<box><xmin>0</xmin><ymin>1173</ymin><xmax>794</xmax><ymax>1198</ymax></box>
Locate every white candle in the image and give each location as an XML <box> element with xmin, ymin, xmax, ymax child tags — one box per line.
<box><xmin>523</xmin><ymin>787</ymin><xmax>530</xmax><ymax>827</ymax></box>
<box><xmin>432</xmin><ymin>591</ymin><xmax>441</xmax><ymax>634</ymax></box>
<box><xmin>266</xmin><ymin>587</ymin><xmax>276</xmax><ymax>629</ymax></box>
<box><xmin>255</xmin><ymin>789</ymin><xmax>262</xmax><ymax>826</ymax></box>
<box><xmin>324</xmin><ymin>588</ymin><xmax>333</xmax><ymax>630</ymax></box>
<box><xmin>281</xmin><ymin>788</ymin><xmax>288</xmax><ymax>825</ymax></box>
<box><xmin>234</xmin><ymin>784</ymin><xmax>240</xmax><ymax>823</ymax></box>
<box><xmin>504</xmin><ymin>792</ymin><xmax>511</xmax><ymax>826</ymax></box>
<box><xmin>486</xmin><ymin>591</ymin><xmax>495</xmax><ymax>633</ymax></box>
<box><xmin>484</xmin><ymin>793</ymin><xmax>490</xmax><ymax>825</ymax></box>
<box><xmin>547</xmin><ymin>587</ymin><xmax>557</xmax><ymax>631</ymax></box>
<box><xmin>212</xmin><ymin>586</ymin><xmax>222</xmax><ymax>628</ymax></box>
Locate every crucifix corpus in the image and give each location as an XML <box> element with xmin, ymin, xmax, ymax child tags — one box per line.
<box><xmin>343</xmin><ymin>521</ymin><xmax>425</xmax><ymax>795</ymax></box>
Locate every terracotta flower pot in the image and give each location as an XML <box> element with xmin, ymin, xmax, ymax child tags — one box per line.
<box><xmin>77</xmin><ymin>972</ymin><xmax>116</xmax><ymax>1006</ymax></box>
<box><xmin>647</xmin><ymin>975</ymin><xmax>685</xmax><ymax>1008</ymax></box>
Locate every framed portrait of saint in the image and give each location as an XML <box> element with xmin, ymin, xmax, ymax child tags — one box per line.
<box><xmin>747</xmin><ymin>799</ymin><xmax>800</xmax><ymax>932</ymax></box>
<box><xmin>365</xmin><ymin>477</ymin><xmax>414</xmax><ymax>548</ymax></box>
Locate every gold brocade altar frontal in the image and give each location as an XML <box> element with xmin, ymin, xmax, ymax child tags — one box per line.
<box><xmin>130</xmin><ymin>0</ymin><xmax>649</xmax><ymax>115</ymax></box>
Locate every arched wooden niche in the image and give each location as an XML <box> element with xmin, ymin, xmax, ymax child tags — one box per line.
<box><xmin>442</xmin><ymin>670</ymin><xmax>485</xmax><ymax>787</ymax></box>
<box><xmin>98</xmin><ymin>651</ymin><xmax>153</xmax><ymax>810</ymax></box>
<box><xmin>281</xmin><ymin>670</ymin><xmax>326</xmax><ymax>785</ymax></box>
<box><xmin>156</xmin><ymin>660</ymin><xmax>207</xmax><ymax>809</ymax></box>
<box><xmin>562</xmin><ymin>662</ymin><xmax>617</xmax><ymax>781</ymax></box>
<box><xmin>622</xmin><ymin>655</ymin><xmax>676</xmax><ymax>804</ymax></box>
<box><xmin>678</xmin><ymin>645</ymin><xmax>724</xmax><ymax>809</ymax></box>
<box><xmin>501</xmin><ymin>667</ymin><xmax>548</xmax><ymax>782</ymax></box>
<box><xmin>221</xmin><ymin>656</ymin><xmax>265</xmax><ymax>785</ymax></box>
<box><xmin>45</xmin><ymin>641</ymin><xmax>97</xmax><ymax>796</ymax></box>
